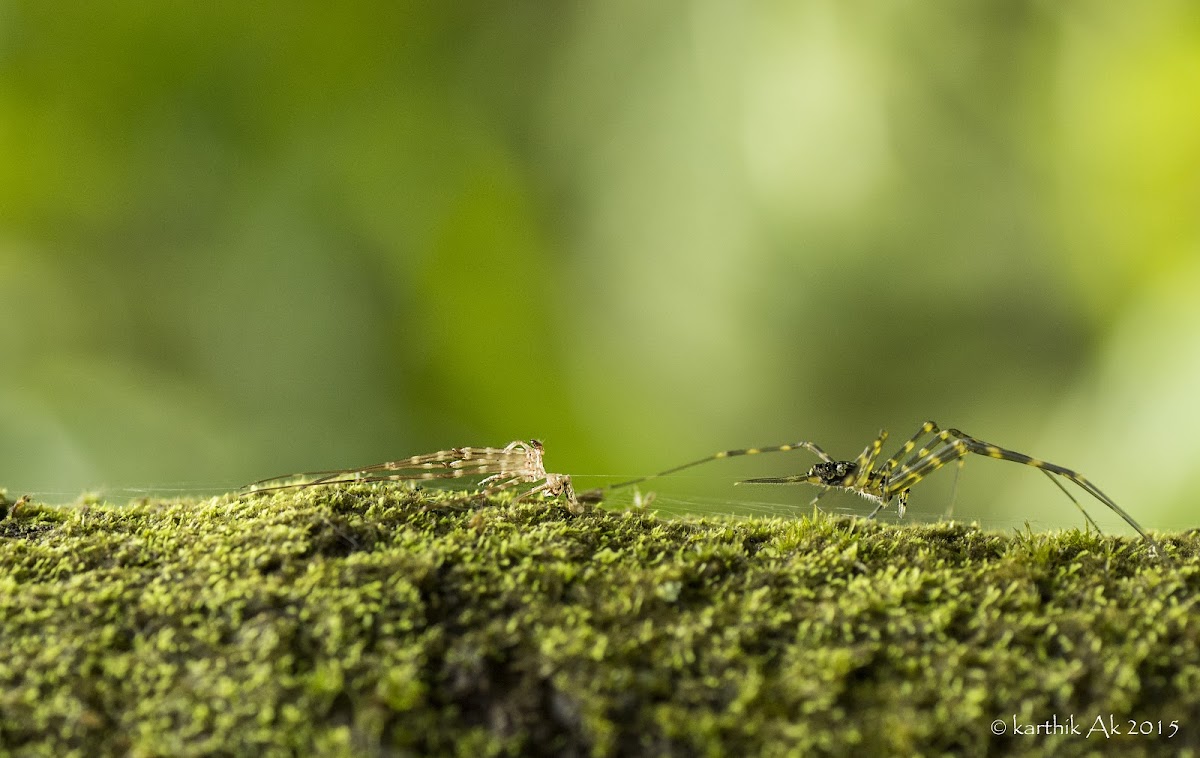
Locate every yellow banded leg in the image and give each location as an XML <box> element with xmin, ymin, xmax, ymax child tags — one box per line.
<box><xmin>851</xmin><ymin>429</ymin><xmax>888</xmax><ymax>488</ymax></box>
<box><xmin>605</xmin><ymin>440</ymin><xmax>834</xmax><ymax>491</ymax></box>
<box><xmin>885</xmin><ymin>437</ymin><xmax>971</xmax><ymax>495</ymax></box>
<box><xmin>945</xmin><ymin>429</ymin><xmax>1161</xmax><ymax>555</ymax></box>
<box><xmin>879</xmin><ymin>421</ymin><xmax>941</xmax><ymax>479</ymax></box>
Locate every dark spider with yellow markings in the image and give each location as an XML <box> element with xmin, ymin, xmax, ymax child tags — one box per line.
<box><xmin>603</xmin><ymin>421</ymin><xmax>1163</xmax><ymax>558</ymax></box>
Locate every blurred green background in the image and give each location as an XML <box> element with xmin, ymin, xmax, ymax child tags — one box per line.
<box><xmin>1</xmin><ymin>2</ymin><xmax>1197</xmax><ymax>534</ymax></box>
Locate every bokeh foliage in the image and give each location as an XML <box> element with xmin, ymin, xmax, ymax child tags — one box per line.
<box><xmin>1</xmin><ymin>2</ymin><xmax>1197</xmax><ymax>531</ymax></box>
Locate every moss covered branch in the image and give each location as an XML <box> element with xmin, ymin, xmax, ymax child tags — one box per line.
<box><xmin>0</xmin><ymin>485</ymin><xmax>1195</xmax><ymax>756</ymax></box>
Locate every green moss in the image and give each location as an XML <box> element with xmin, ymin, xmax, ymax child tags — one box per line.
<box><xmin>0</xmin><ymin>484</ymin><xmax>1196</xmax><ymax>756</ymax></box>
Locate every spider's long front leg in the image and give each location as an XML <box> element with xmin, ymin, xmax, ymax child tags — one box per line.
<box><xmin>602</xmin><ymin>441</ymin><xmax>835</xmax><ymax>492</ymax></box>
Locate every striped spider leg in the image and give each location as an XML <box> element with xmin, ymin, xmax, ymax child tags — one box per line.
<box><xmin>245</xmin><ymin>439</ymin><xmax>579</xmax><ymax>508</ymax></box>
<box><xmin>599</xmin><ymin>440</ymin><xmax>835</xmax><ymax>488</ymax></box>
<box><xmin>584</xmin><ymin>436</ymin><xmax>877</xmax><ymax>510</ymax></box>
<box><xmin>742</xmin><ymin>421</ymin><xmax>1163</xmax><ymax>558</ymax></box>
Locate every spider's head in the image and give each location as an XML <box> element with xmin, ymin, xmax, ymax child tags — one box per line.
<box><xmin>809</xmin><ymin>460</ymin><xmax>857</xmax><ymax>486</ymax></box>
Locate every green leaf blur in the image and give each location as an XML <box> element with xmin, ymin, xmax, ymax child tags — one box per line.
<box><xmin>1</xmin><ymin>2</ymin><xmax>1197</xmax><ymax>533</ymax></box>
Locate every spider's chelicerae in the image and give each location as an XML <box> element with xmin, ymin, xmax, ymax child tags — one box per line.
<box><xmin>246</xmin><ymin>439</ymin><xmax>579</xmax><ymax>509</ymax></box>
<box><xmin>603</xmin><ymin>421</ymin><xmax>1163</xmax><ymax>557</ymax></box>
